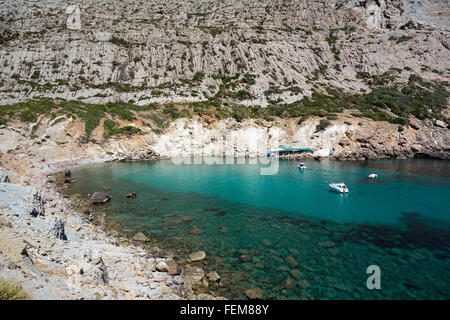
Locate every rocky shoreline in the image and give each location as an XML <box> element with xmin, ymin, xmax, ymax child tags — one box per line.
<box><xmin>0</xmin><ymin>155</ymin><xmax>225</xmax><ymax>300</ymax></box>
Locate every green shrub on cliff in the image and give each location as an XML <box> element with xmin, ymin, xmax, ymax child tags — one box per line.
<box><xmin>0</xmin><ymin>76</ymin><xmax>447</xmax><ymax>138</ymax></box>
<box><xmin>103</xmin><ymin>119</ymin><xmax>142</xmax><ymax>138</ymax></box>
<box><xmin>0</xmin><ymin>282</ymin><xmax>30</xmax><ymax>300</ymax></box>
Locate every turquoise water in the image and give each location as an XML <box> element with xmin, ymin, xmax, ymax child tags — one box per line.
<box><xmin>65</xmin><ymin>158</ymin><xmax>450</xmax><ymax>299</ymax></box>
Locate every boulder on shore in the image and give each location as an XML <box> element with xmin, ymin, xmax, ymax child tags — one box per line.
<box><xmin>155</xmin><ymin>261</ymin><xmax>169</xmax><ymax>272</ymax></box>
<box><xmin>90</xmin><ymin>192</ymin><xmax>111</xmax><ymax>204</ymax></box>
<box><xmin>167</xmin><ymin>264</ymin><xmax>181</xmax><ymax>275</ymax></box>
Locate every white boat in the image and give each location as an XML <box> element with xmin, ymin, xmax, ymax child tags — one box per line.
<box><xmin>368</xmin><ymin>173</ymin><xmax>378</xmax><ymax>179</ymax></box>
<box><xmin>298</xmin><ymin>163</ymin><xmax>306</xmax><ymax>169</ymax></box>
<box><xmin>329</xmin><ymin>182</ymin><xmax>349</xmax><ymax>193</ymax></box>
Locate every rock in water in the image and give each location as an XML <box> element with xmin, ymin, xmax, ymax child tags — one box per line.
<box><xmin>158</xmin><ymin>250</ymin><xmax>174</xmax><ymax>259</ymax></box>
<box><xmin>64</xmin><ymin>169</ymin><xmax>71</xmax><ymax>177</ymax></box>
<box><xmin>90</xmin><ymin>192</ymin><xmax>111</xmax><ymax>204</ymax></box>
<box><xmin>189</xmin><ymin>251</ymin><xmax>206</xmax><ymax>262</ymax></box>
<box><xmin>125</xmin><ymin>192</ymin><xmax>137</xmax><ymax>198</ymax></box>
<box><xmin>189</xmin><ymin>227</ymin><xmax>203</xmax><ymax>235</ymax></box>
<box><xmin>285</xmin><ymin>255</ymin><xmax>299</xmax><ymax>267</ymax></box>
<box><xmin>289</xmin><ymin>269</ymin><xmax>303</xmax><ymax>280</ymax></box>
<box><xmin>319</xmin><ymin>241</ymin><xmax>336</xmax><ymax>248</ymax></box>
<box><xmin>52</xmin><ymin>218</ymin><xmax>67</xmax><ymax>240</ymax></box>
<box><xmin>240</xmin><ymin>255</ymin><xmax>249</xmax><ymax>262</ymax></box>
<box><xmin>245</xmin><ymin>287</ymin><xmax>263</xmax><ymax>299</ymax></box>
<box><xmin>284</xmin><ymin>277</ymin><xmax>296</xmax><ymax>289</ymax></box>
<box><xmin>206</xmin><ymin>271</ymin><xmax>220</xmax><ymax>282</ymax></box>
<box><xmin>181</xmin><ymin>216</ymin><xmax>192</xmax><ymax>222</ymax></box>
<box><xmin>131</xmin><ymin>232</ymin><xmax>148</xmax><ymax>242</ymax></box>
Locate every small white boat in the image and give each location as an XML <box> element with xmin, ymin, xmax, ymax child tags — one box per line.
<box><xmin>329</xmin><ymin>182</ymin><xmax>349</xmax><ymax>193</ymax></box>
<box><xmin>368</xmin><ymin>173</ymin><xmax>378</xmax><ymax>179</ymax></box>
<box><xmin>298</xmin><ymin>163</ymin><xmax>306</xmax><ymax>169</ymax></box>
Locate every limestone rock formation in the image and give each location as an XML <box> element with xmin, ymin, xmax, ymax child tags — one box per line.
<box><xmin>51</xmin><ymin>217</ymin><xmax>67</xmax><ymax>241</ymax></box>
<box><xmin>0</xmin><ymin>168</ymin><xmax>10</xmax><ymax>183</ymax></box>
<box><xmin>66</xmin><ymin>5</ymin><xmax>81</xmax><ymax>30</ymax></box>
<box><xmin>0</xmin><ymin>0</ymin><xmax>448</xmax><ymax>106</ymax></box>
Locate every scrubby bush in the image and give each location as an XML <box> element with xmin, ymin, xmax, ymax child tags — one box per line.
<box><xmin>0</xmin><ymin>282</ymin><xmax>30</xmax><ymax>300</ymax></box>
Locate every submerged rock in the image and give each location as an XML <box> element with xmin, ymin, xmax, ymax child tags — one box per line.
<box><xmin>285</xmin><ymin>255</ymin><xmax>299</xmax><ymax>267</ymax></box>
<box><xmin>181</xmin><ymin>216</ymin><xmax>193</xmax><ymax>222</ymax></box>
<box><xmin>125</xmin><ymin>192</ymin><xmax>137</xmax><ymax>198</ymax></box>
<box><xmin>319</xmin><ymin>241</ymin><xmax>336</xmax><ymax>248</ymax></box>
<box><xmin>245</xmin><ymin>287</ymin><xmax>263</xmax><ymax>299</ymax></box>
<box><xmin>90</xmin><ymin>192</ymin><xmax>111</xmax><ymax>204</ymax></box>
<box><xmin>239</xmin><ymin>255</ymin><xmax>249</xmax><ymax>262</ymax></box>
<box><xmin>189</xmin><ymin>227</ymin><xmax>203</xmax><ymax>235</ymax></box>
<box><xmin>189</xmin><ymin>251</ymin><xmax>206</xmax><ymax>262</ymax></box>
<box><xmin>131</xmin><ymin>232</ymin><xmax>148</xmax><ymax>242</ymax></box>
<box><xmin>289</xmin><ymin>269</ymin><xmax>303</xmax><ymax>280</ymax></box>
<box><xmin>206</xmin><ymin>271</ymin><xmax>220</xmax><ymax>282</ymax></box>
<box><xmin>158</xmin><ymin>249</ymin><xmax>174</xmax><ymax>259</ymax></box>
<box><xmin>220</xmin><ymin>226</ymin><xmax>229</xmax><ymax>233</ymax></box>
<box><xmin>284</xmin><ymin>277</ymin><xmax>296</xmax><ymax>289</ymax></box>
<box><xmin>297</xmin><ymin>279</ymin><xmax>310</xmax><ymax>289</ymax></box>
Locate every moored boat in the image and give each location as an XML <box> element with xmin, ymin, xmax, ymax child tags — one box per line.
<box><xmin>329</xmin><ymin>182</ymin><xmax>349</xmax><ymax>193</ymax></box>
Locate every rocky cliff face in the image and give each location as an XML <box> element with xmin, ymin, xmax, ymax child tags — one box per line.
<box><xmin>0</xmin><ymin>110</ymin><xmax>448</xmax><ymax>161</ymax></box>
<box><xmin>0</xmin><ymin>0</ymin><xmax>449</xmax><ymax>106</ymax></box>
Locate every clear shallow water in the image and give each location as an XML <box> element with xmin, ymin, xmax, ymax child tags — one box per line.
<box><xmin>65</xmin><ymin>158</ymin><xmax>450</xmax><ymax>299</ymax></box>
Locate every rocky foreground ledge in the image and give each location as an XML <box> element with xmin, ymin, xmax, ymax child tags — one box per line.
<box><xmin>0</xmin><ymin>161</ymin><xmax>222</xmax><ymax>300</ymax></box>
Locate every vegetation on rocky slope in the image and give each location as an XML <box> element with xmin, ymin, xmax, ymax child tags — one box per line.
<box><xmin>0</xmin><ymin>281</ymin><xmax>30</xmax><ymax>300</ymax></box>
<box><xmin>0</xmin><ymin>75</ymin><xmax>448</xmax><ymax>137</ymax></box>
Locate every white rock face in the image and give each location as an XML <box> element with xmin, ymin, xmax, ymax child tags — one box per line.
<box><xmin>0</xmin><ymin>0</ymin><xmax>448</xmax><ymax>105</ymax></box>
<box><xmin>66</xmin><ymin>5</ymin><xmax>81</xmax><ymax>30</ymax></box>
<box><xmin>366</xmin><ymin>4</ymin><xmax>383</xmax><ymax>29</ymax></box>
